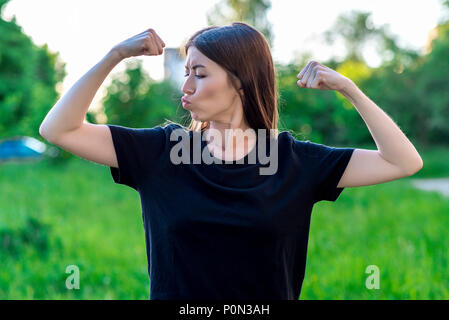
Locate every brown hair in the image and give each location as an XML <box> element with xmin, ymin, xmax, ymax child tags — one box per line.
<box><xmin>182</xmin><ymin>22</ymin><xmax>279</xmax><ymax>137</ymax></box>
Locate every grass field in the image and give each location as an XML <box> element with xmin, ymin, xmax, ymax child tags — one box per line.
<box><xmin>0</xmin><ymin>145</ymin><xmax>448</xmax><ymax>299</ymax></box>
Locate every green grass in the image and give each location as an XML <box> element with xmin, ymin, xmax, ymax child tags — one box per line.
<box><xmin>304</xmin><ymin>179</ymin><xmax>449</xmax><ymax>299</ymax></box>
<box><xmin>0</xmin><ymin>157</ymin><xmax>149</xmax><ymax>299</ymax></box>
<box><xmin>0</xmin><ymin>146</ymin><xmax>448</xmax><ymax>299</ymax></box>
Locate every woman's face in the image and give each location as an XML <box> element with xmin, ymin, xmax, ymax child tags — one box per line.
<box><xmin>181</xmin><ymin>46</ymin><xmax>242</xmax><ymax>122</ymax></box>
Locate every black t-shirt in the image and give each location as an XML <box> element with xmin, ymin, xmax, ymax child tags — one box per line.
<box><xmin>107</xmin><ymin>122</ymin><xmax>355</xmax><ymax>300</ymax></box>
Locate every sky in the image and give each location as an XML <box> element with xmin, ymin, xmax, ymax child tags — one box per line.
<box><xmin>2</xmin><ymin>0</ymin><xmax>445</xmax><ymax>111</ymax></box>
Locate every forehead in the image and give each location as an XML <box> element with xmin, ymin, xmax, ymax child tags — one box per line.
<box><xmin>184</xmin><ymin>46</ymin><xmax>227</xmax><ymax>77</ymax></box>
<box><xmin>185</xmin><ymin>47</ymin><xmax>207</xmax><ymax>67</ymax></box>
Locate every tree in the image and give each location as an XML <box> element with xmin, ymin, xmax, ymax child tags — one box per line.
<box><xmin>324</xmin><ymin>10</ymin><xmax>420</xmax><ymax>70</ymax></box>
<box><xmin>102</xmin><ymin>59</ymin><xmax>182</xmax><ymax>128</ymax></box>
<box><xmin>323</xmin><ymin>11</ymin><xmax>378</xmax><ymax>63</ymax></box>
<box><xmin>206</xmin><ymin>0</ymin><xmax>274</xmax><ymax>47</ymax></box>
<box><xmin>413</xmin><ymin>20</ymin><xmax>449</xmax><ymax>144</ymax></box>
<box><xmin>0</xmin><ymin>0</ymin><xmax>66</xmax><ymax>139</ymax></box>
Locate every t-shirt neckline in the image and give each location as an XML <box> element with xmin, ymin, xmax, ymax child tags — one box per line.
<box><xmin>200</xmin><ymin>130</ymin><xmax>260</xmax><ymax>168</ymax></box>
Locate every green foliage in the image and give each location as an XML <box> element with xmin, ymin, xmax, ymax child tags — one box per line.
<box><xmin>416</xmin><ymin>144</ymin><xmax>449</xmax><ymax>177</ymax></box>
<box><xmin>413</xmin><ymin>21</ymin><xmax>449</xmax><ymax>143</ymax></box>
<box><xmin>0</xmin><ymin>7</ymin><xmax>66</xmax><ymax>139</ymax></box>
<box><xmin>0</xmin><ymin>216</ymin><xmax>55</xmax><ymax>258</ymax></box>
<box><xmin>324</xmin><ymin>11</ymin><xmax>379</xmax><ymax>62</ymax></box>
<box><xmin>206</xmin><ymin>0</ymin><xmax>273</xmax><ymax>47</ymax></box>
<box><xmin>102</xmin><ymin>59</ymin><xmax>185</xmax><ymax>128</ymax></box>
<box><xmin>0</xmin><ymin>158</ymin><xmax>149</xmax><ymax>299</ymax></box>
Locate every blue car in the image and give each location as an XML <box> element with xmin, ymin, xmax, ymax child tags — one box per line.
<box><xmin>0</xmin><ymin>136</ymin><xmax>57</xmax><ymax>163</ymax></box>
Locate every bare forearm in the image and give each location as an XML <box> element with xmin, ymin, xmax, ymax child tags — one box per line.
<box><xmin>39</xmin><ymin>49</ymin><xmax>122</xmax><ymax>140</ymax></box>
<box><xmin>338</xmin><ymin>79</ymin><xmax>423</xmax><ymax>172</ymax></box>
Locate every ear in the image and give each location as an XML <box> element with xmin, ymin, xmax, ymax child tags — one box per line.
<box><xmin>229</xmin><ymin>72</ymin><xmax>243</xmax><ymax>97</ymax></box>
<box><xmin>238</xmin><ymin>87</ymin><xmax>244</xmax><ymax>98</ymax></box>
<box><xmin>236</xmin><ymin>79</ymin><xmax>243</xmax><ymax>94</ymax></box>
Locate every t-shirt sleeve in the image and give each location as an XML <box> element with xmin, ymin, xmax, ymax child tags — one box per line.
<box><xmin>302</xmin><ymin>140</ymin><xmax>355</xmax><ymax>203</ymax></box>
<box><xmin>107</xmin><ymin>124</ymin><xmax>167</xmax><ymax>191</ymax></box>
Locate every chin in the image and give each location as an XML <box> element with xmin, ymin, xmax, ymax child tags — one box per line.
<box><xmin>190</xmin><ymin>111</ymin><xmax>206</xmax><ymax>121</ymax></box>
<box><xmin>191</xmin><ymin>111</ymin><xmax>200</xmax><ymax>121</ymax></box>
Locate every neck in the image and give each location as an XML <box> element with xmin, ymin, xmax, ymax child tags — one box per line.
<box><xmin>206</xmin><ymin>117</ymin><xmax>255</xmax><ymax>154</ymax></box>
<box><xmin>203</xmin><ymin>95</ymin><xmax>256</xmax><ymax>156</ymax></box>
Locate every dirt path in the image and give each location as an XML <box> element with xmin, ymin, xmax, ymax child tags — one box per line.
<box><xmin>410</xmin><ymin>177</ymin><xmax>449</xmax><ymax>197</ymax></box>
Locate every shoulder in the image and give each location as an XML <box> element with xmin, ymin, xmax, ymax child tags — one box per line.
<box><xmin>275</xmin><ymin>130</ymin><xmax>307</xmax><ymax>154</ymax></box>
<box><xmin>145</xmin><ymin>122</ymin><xmax>187</xmax><ymax>141</ymax></box>
<box><xmin>160</xmin><ymin>122</ymin><xmax>191</xmax><ymax>142</ymax></box>
<box><xmin>106</xmin><ymin>122</ymin><xmax>189</xmax><ymax>153</ymax></box>
<box><xmin>275</xmin><ymin>130</ymin><xmax>338</xmax><ymax>159</ymax></box>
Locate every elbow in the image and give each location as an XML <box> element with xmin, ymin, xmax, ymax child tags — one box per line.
<box><xmin>39</xmin><ymin>125</ymin><xmax>47</xmax><ymax>140</ymax></box>
<box><xmin>406</xmin><ymin>157</ymin><xmax>424</xmax><ymax>176</ymax></box>
<box><xmin>39</xmin><ymin>125</ymin><xmax>53</xmax><ymax>143</ymax></box>
<box><xmin>39</xmin><ymin>125</ymin><xmax>45</xmax><ymax>137</ymax></box>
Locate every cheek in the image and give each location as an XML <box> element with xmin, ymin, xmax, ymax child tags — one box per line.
<box><xmin>195</xmin><ymin>83</ymin><xmax>223</xmax><ymax>108</ymax></box>
<box><xmin>196</xmin><ymin>80</ymin><xmax>218</xmax><ymax>100</ymax></box>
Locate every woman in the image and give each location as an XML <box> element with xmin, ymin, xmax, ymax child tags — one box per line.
<box><xmin>39</xmin><ymin>22</ymin><xmax>423</xmax><ymax>300</ymax></box>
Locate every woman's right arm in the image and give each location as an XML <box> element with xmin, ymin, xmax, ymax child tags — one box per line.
<box><xmin>39</xmin><ymin>28</ymin><xmax>165</xmax><ymax>168</ymax></box>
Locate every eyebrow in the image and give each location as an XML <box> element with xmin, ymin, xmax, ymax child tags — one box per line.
<box><xmin>184</xmin><ymin>64</ymin><xmax>206</xmax><ymax>70</ymax></box>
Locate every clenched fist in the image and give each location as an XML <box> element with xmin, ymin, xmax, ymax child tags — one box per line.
<box><xmin>111</xmin><ymin>28</ymin><xmax>166</xmax><ymax>60</ymax></box>
<box><xmin>297</xmin><ymin>61</ymin><xmax>350</xmax><ymax>92</ymax></box>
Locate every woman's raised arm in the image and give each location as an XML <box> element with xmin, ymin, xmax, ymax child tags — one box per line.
<box><xmin>38</xmin><ymin>29</ymin><xmax>165</xmax><ymax>168</ymax></box>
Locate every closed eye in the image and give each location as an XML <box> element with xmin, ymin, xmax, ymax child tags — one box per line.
<box><xmin>184</xmin><ymin>74</ymin><xmax>205</xmax><ymax>78</ymax></box>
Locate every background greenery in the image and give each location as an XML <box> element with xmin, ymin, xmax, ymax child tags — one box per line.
<box><xmin>1</xmin><ymin>0</ymin><xmax>448</xmax><ymax>299</ymax></box>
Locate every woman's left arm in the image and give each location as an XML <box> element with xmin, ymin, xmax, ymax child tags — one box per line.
<box><xmin>297</xmin><ymin>61</ymin><xmax>423</xmax><ymax>186</ymax></box>
<box><xmin>338</xmin><ymin>78</ymin><xmax>423</xmax><ymax>172</ymax></box>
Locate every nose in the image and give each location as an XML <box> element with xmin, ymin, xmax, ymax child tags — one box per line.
<box><xmin>181</xmin><ymin>78</ymin><xmax>195</xmax><ymax>95</ymax></box>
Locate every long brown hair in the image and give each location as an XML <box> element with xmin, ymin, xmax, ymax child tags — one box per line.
<box><xmin>183</xmin><ymin>22</ymin><xmax>279</xmax><ymax>137</ymax></box>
